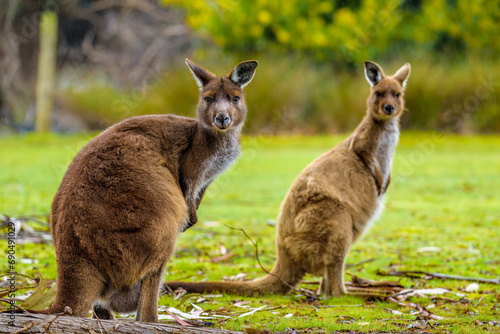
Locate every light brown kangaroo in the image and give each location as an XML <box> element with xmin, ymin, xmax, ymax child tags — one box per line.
<box><xmin>165</xmin><ymin>61</ymin><xmax>411</xmax><ymax>298</ymax></box>
<box><xmin>47</xmin><ymin>59</ymin><xmax>258</xmax><ymax>322</ymax></box>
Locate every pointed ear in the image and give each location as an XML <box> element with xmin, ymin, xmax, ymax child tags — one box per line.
<box><xmin>364</xmin><ymin>61</ymin><xmax>384</xmax><ymax>87</ymax></box>
<box><xmin>229</xmin><ymin>60</ymin><xmax>258</xmax><ymax>88</ymax></box>
<box><xmin>392</xmin><ymin>62</ymin><xmax>411</xmax><ymax>90</ymax></box>
<box><xmin>185</xmin><ymin>59</ymin><xmax>216</xmax><ymax>89</ymax></box>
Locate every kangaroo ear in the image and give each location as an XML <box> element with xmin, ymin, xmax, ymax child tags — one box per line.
<box><xmin>229</xmin><ymin>60</ymin><xmax>258</xmax><ymax>88</ymax></box>
<box><xmin>364</xmin><ymin>61</ymin><xmax>384</xmax><ymax>87</ymax></box>
<box><xmin>185</xmin><ymin>59</ymin><xmax>216</xmax><ymax>89</ymax></box>
<box><xmin>393</xmin><ymin>62</ymin><xmax>411</xmax><ymax>90</ymax></box>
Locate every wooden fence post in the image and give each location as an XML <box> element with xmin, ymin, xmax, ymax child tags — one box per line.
<box><xmin>35</xmin><ymin>11</ymin><xmax>58</xmax><ymax>133</ymax></box>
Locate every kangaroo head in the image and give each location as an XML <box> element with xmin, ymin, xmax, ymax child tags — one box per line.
<box><xmin>364</xmin><ymin>61</ymin><xmax>411</xmax><ymax>120</ymax></box>
<box><xmin>185</xmin><ymin>59</ymin><xmax>258</xmax><ymax>131</ymax></box>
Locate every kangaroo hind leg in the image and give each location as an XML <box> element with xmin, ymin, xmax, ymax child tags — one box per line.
<box><xmin>136</xmin><ymin>266</ymin><xmax>164</xmax><ymax>323</ymax></box>
<box><xmin>51</xmin><ymin>259</ymin><xmax>105</xmax><ymax>317</ymax></box>
<box><xmin>318</xmin><ymin>254</ymin><xmax>348</xmax><ymax>298</ymax></box>
<box><xmin>317</xmin><ymin>213</ymin><xmax>353</xmax><ymax>298</ymax></box>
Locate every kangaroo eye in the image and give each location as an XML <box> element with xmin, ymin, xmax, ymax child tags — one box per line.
<box><xmin>395</xmin><ymin>93</ymin><xmax>401</xmax><ymax>98</ymax></box>
<box><xmin>232</xmin><ymin>96</ymin><xmax>240</xmax><ymax>104</ymax></box>
<box><xmin>204</xmin><ymin>97</ymin><xmax>211</xmax><ymax>104</ymax></box>
<box><xmin>375</xmin><ymin>91</ymin><xmax>382</xmax><ymax>98</ymax></box>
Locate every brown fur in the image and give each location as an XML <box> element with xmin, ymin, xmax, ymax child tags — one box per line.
<box><xmin>46</xmin><ymin>59</ymin><xmax>258</xmax><ymax>322</ymax></box>
<box><xmin>164</xmin><ymin>61</ymin><xmax>411</xmax><ymax>298</ymax></box>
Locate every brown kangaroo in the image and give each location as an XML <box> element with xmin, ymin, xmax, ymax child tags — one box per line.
<box><xmin>165</xmin><ymin>61</ymin><xmax>411</xmax><ymax>298</ymax></box>
<box><xmin>47</xmin><ymin>59</ymin><xmax>258</xmax><ymax>322</ymax></box>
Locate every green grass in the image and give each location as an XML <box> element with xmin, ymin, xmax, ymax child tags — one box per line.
<box><xmin>1</xmin><ymin>132</ymin><xmax>499</xmax><ymax>333</ymax></box>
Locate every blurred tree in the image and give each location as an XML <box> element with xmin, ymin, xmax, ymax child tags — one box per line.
<box><xmin>0</xmin><ymin>0</ymin><xmax>192</xmax><ymax>132</ymax></box>
<box><xmin>162</xmin><ymin>0</ymin><xmax>499</xmax><ymax>64</ymax></box>
<box><xmin>36</xmin><ymin>11</ymin><xmax>58</xmax><ymax>133</ymax></box>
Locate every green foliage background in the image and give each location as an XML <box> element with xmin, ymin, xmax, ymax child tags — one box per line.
<box><xmin>59</xmin><ymin>0</ymin><xmax>500</xmax><ymax>133</ymax></box>
<box><xmin>163</xmin><ymin>0</ymin><xmax>498</xmax><ymax>63</ymax></box>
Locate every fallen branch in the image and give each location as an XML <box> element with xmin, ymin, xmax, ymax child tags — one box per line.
<box><xmin>301</xmin><ymin>273</ymin><xmax>404</xmax><ymax>299</ymax></box>
<box><xmin>10</xmin><ymin>321</ymin><xmax>40</xmax><ymax>334</ymax></box>
<box><xmin>346</xmin><ymin>287</ymin><xmax>395</xmax><ymax>295</ymax></box>
<box><xmin>316</xmin><ymin>304</ymin><xmax>364</xmax><ymax>308</ymax></box>
<box><xmin>378</xmin><ymin>270</ymin><xmax>500</xmax><ymax>284</ymax></box>
<box><xmin>344</xmin><ymin>273</ymin><xmax>404</xmax><ymax>299</ymax></box>
<box><xmin>386</xmin><ymin>297</ymin><xmax>445</xmax><ymax>321</ymax></box>
<box><xmin>0</xmin><ymin>298</ymin><xmax>32</xmax><ymax>314</ymax></box>
<box><xmin>232</xmin><ymin>305</ymin><xmax>282</xmax><ymax>316</ymax></box>
<box><xmin>0</xmin><ymin>313</ymin><xmax>243</xmax><ymax>334</ymax></box>
<box><xmin>430</xmin><ymin>296</ymin><xmax>461</xmax><ymax>303</ymax></box>
<box><xmin>345</xmin><ymin>291</ymin><xmax>392</xmax><ymax>299</ymax></box>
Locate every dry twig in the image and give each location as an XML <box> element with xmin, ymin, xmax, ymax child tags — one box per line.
<box><xmin>225</xmin><ymin>225</ymin><xmax>318</xmax><ymax>300</ymax></box>
<box><xmin>378</xmin><ymin>269</ymin><xmax>500</xmax><ymax>284</ymax></box>
<box><xmin>345</xmin><ymin>258</ymin><xmax>375</xmax><ymax>269</ymax></box>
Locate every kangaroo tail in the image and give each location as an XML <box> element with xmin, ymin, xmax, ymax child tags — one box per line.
<box><xmin>164</xmin><ymin>256</ymin><xmax>305</xmax><ymax>296</ymax></box>
<box><xmin>164</xmin><ymin>274</ymin><xmax>283</xmax><ymax>296</ymax></box>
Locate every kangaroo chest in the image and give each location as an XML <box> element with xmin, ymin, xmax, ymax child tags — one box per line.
<box><xmin>200</xmin><ymin>143</ymin><xmax>240</xmax><ymax>187</ymax></box>
<box><xmin>375</xmin><ymin>122</ymin><xmax>400</xmax><ymax>185</ymax></box>
<box><xmin>182</xmin><ymin>137</ymin><xmax>240</xmax><ymax>204</ymax></box>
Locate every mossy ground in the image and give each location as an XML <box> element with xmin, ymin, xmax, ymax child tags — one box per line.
<box><xmin>1</xmin><ymin>133</ymin><xmax>499</xmax><ymax>332</ymax></box>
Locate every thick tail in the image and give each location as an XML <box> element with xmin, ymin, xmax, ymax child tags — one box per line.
<box><xmin>164</xmin><ymin>256</ymin><xmax>305</xmax><ymax>296</ymax></box>
<box><xmin>164</xmin><ymin>274</ymin><xmax>281</xmax><ymax>296</ymax></box>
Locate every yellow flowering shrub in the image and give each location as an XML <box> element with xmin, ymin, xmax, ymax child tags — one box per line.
<box><xmin>162</xmin><ymin>0</ymin><xmax>497</xmax><ymax>64</ymax></box>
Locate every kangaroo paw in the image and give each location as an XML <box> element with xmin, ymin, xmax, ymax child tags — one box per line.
<box><xmin>371</xmin><ymin>165</ymin><xmax>384</xmax><ymax>195</ymax></box>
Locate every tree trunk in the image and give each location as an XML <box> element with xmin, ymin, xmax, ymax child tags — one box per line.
<box><xmin>35</xmin><ymin>11</ymin><xmax>58</xmax><ymax>133</ymax></box>
<box><xmin>0</xmin><ymin>313</ymin><xmax>243</xmax><ymax>334</ymax></box>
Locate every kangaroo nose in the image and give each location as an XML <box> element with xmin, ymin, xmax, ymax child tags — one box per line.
<box><xmin>383</xmin><ymin>104</ymin><xmax>395</xmax><ymax>115</ymax></box>
<box><xmin>214</xmin><ymin>113</ymin><xmax>231</xmax><ymax>129</ymax></box>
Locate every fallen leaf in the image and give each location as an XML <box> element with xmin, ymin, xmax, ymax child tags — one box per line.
<box><xmin>158</xmin><ymin>306</ymin><xmax>228</xmax><ymax>321</ymax></box>
<box><xmin>233</xmin><ymin>301</ymin><xmax>252</xmax><ymax>308</ymax></box>
<box><xmin>21</xmin><ymin>276</ymin><xmax>56</xmax><ymax>311</ymax></box>
<box><xmin>468</xmin><ymin>244</ymin><xmax>481</xmax><ymax>254</ymax></box>
<box><xmin>386</xmin><ymin>308</ymin><xmax>404</xmax><ymax>315</ymax></box>
<box><xmin>195</xmin><ymin>297</ymin><xmax>208</xmax><ymax>303</ymax></box>
<box><xmin>417</xmin><ymin>247</ymin><xmax>441</xmax><ymax>253</ymax></box>
<box><xmin>224</xmin><ymin>273</ymin><xmax>247</xmax><ymax>281</ymax></box>
<box><xmin>238</xmin><ymin>305</ymin><xmax>267</xmax><ymax>318</ymax></box>
<box><xmin>204</xmin><ymin>221</ymin><xmax>220</xmax><ymax>227</ymax></box>
<box><xmin>211</xmin><ymin>252</ymin><xmax>237</xmax><ymax>263</ymax></box>
<box><xmin>414</xmin><ymin>288</ymin><xmax>450</xmax><ymax>295</ymax></box>
<box><xmin>465</xmin><ymin>283</ymin><xmax>479</xmax><ymax>293</ymax></box>
<box><xmin>173</xmin><ymin>287</ymin><xmax>187</xmax><ymax>301</ymax></box>
<box><xmin>416</xmin><ymin>310</ymin><xmax>445</xmax><ymax>321</ymax></box>
<box><xmin>189</xmin><ymin>302</ymin><xmax>203</xmax><ymax>311</ymax></box>
<box><xmin>176</xmin><ymin>293</ymin><xmax>203</xmax><ymax>308</ymax></box>
<box><xmin>165</xmin><ymin>309</ymin><xmax>192</xmax><ymax>326</ymax></box>
<box><xmin>266</xmin><ymin>219</ymin><xmax>276</xmax><ymax>227</ymax></box>
<box><xmin>219</xmin><ymin>244</ymin><xmax>228</xmax><ymax>255</ymax></box>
